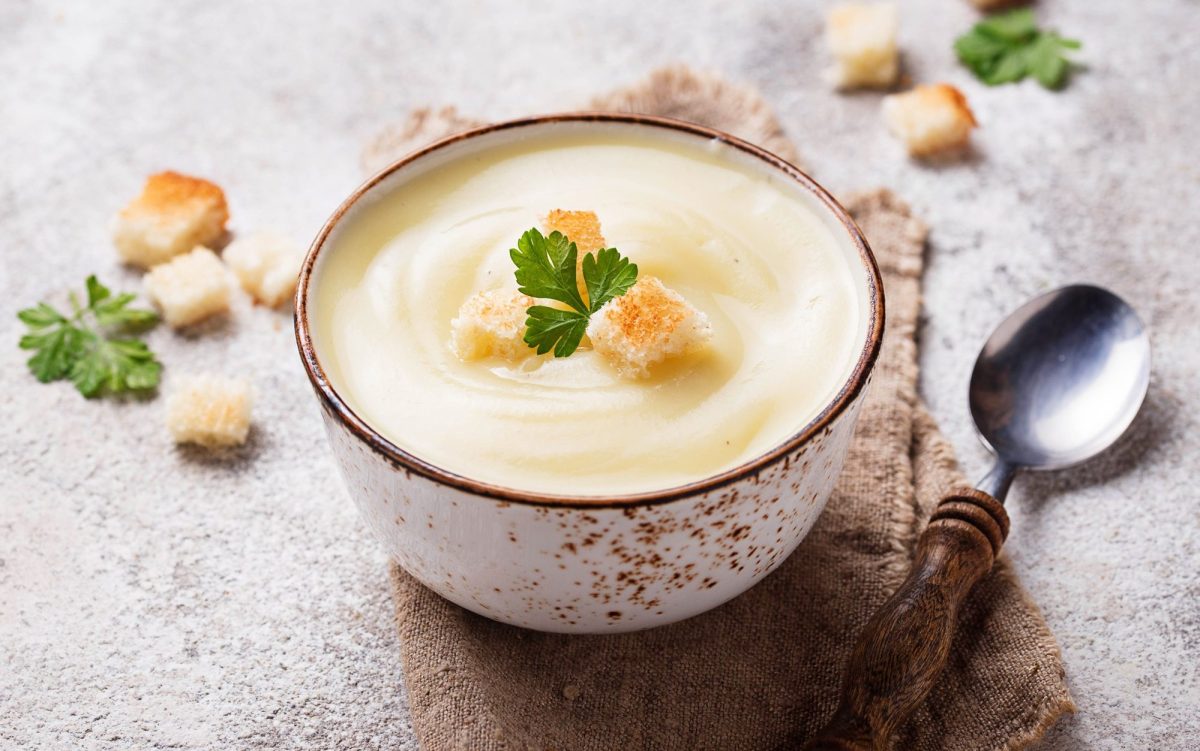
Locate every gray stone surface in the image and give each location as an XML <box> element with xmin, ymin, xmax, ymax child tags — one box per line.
<box><xmin>1</xmin><ymin>1</ymin><xmax>1196</xmax><ymax>748</ymax></box>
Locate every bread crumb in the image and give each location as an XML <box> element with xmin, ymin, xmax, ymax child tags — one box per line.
<box><xmin>144</xmin><ymin>246</ymin><xmax>231</xmax><ymax>327</ymax></box>
<box><xmin>562</xmin><ymin>684</ymin><xmax>581</xmax><ymax>701</ymax></box>
<box><xmin>826</xmin><ymin>3</ymin><xmax>900</xmax><ymax>90</ymax></box>
<box><xmin>587</xmin><ymin>276</ymin><xmax>712</xmax><ymax>378</ymax></box>
<box><xmin>882</xmin><ymin>84</ymin><xmax>978</xmax><ymax>156</ymax></box>
<box><xmin>166</xmin><ymin>374</ymin><xmax>252</xmax><ymax>448</ymax></box>
<box><xmin>450</xmin><ymin>288</ymin><xmax>534</xmax><ymax>362</ymax></box>
<box><xmin>223</xmin><ymin>231</ymin><xmax>303</xmax><ymax>307</ymax></box>
<box><xmin>113</xmin><ymin>171</ymin><xmax>229</xmax><ymax>268</ymax></box>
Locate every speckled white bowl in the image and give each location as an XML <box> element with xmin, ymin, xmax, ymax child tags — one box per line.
<box><xmin>295</xmin><ymin>114</ymin><xmax>883</xmax><ymax>633</ymax></box>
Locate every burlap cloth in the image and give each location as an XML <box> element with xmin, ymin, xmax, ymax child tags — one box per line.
<box><xmin>366</xmin><ymin>67</ymin><xmax>1074</xmax><ymax>751</ymax></box>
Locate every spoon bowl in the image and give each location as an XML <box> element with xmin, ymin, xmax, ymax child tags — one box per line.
<box><xmin>969</xmin><ymin>285</ymin><xmax>1150</xmax><ymax>496</ymax></box>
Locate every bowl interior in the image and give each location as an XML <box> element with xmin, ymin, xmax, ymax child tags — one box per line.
<box><xmin>295</xmin><ymin>114</ymin><xmax>883</xmax><ymax>506</ymax></box>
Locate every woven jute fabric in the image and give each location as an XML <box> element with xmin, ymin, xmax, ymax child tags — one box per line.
<box><xmin>369</xmin><ymin>66</ymin><xmax>1074</xmax><ymax>751</ymax></box>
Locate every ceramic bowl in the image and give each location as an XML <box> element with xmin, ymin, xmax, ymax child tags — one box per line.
<box><xmin>295</xmin><ymin>114</ymin><xmax>884</xmax><ymax>633</ymax></box>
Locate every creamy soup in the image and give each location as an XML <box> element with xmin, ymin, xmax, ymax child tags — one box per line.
<box><xmin>312</xmin><ymin>129</ymin><xmax>864</xmax><ymax>495</ymax></box>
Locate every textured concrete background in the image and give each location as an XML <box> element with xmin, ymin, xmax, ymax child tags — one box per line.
<box><xmin>1</xmin><ymin>1</ymin><xmax>1197</xmax><ymax>748</ymax></box>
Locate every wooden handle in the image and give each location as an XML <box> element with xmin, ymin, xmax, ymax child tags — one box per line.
<box><xmin>784</xmin><ymin>487</ymin><xmax>1010</xmax><ymax>751</ymax></box>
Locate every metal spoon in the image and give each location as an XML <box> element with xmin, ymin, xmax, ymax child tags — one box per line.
<box><xmin>799</xmin><ymin>284</ymin><xmax>1151</xmax><ymax>751</ymax></box>
<box><xmin>970</xmin><ymin>284</ymin><xmax>1151</xmax><ymax>501</ymax></box>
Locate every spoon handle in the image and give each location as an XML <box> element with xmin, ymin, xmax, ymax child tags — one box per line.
<box><xmin>795</xmin><ymin>487</ymin><xmax>1010</xmax><ymax>751</ymax></box>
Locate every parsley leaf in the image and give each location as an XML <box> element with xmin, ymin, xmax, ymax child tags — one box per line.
<box><xmin>1029</xmin><ymin>33</ymin><xmax>1081</xmax><ymax>89</ymax></box>
<box><xmin>523</xmin><ymin>306</ymin><xmax>590</xmax><ymax>357</ymax></box>
<box><xmin>69</xmin><ymin>336</ymin><xmax>161</xmax><ymax>397</ymax></box>
<box><xmin>977</xmin><ymin>7</ymin><xmax>1037</xmax><ymax>41</ymax></box>
<box><xmin>955</xmin><ymin>8</ymin><xmax>1081</xmax><ymax>90</ymax></box>
<box><xmin>94</xmin><ymin>292</ymin><xmax>158</xmax><ymax>328</ymax></box>
<box><xmin>20</xmin><ymin>325</ymin><xmax>84</xmax><ymax>382</ymax></box>
<box><xmin>510</xmin><ymin>227</ymin><xmax>639</xmax><ymax>358</ymax></box>
<box><xmin>17</xmin><ymin>275</ymin><xmax>162</xmax><ymax>397</ymax></box>
<box><xmin>510</xmin><ymin>228</ymin><xmax>588</xmax><ymax>315</ymax></box>
<box><xmin>582</xmin><ymin>246</ymin><xmax>639</xmax><ymax>314</ymax></box>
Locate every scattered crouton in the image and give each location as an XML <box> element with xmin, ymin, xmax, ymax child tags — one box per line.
<box><xmin>970</xmin><ymin>0</ymin><xmax>1025</xmax><ymax>9</ymax></box>
<box><xmin>144</xmin><ymin>246</ymin><xmax>231</xmax><ymax>327</ymax></box>
<box><xmin>113</xmin><ymin>171</ymin><xmax>229</xmax><ymax>268</ymax></box>
<box><xmin>166</xmin><ymin>374</ymin><xmax>252</xmax><ymax>448</ymax></box>
<box><xmin>586</xmin><ymin>276</ymin><xmax>712</xmax><ymax>378</ymax></box>
<box><xmin>826</xmin><ymin>3</ymin><xmax>900</xmax><ymax>90</ymax></box>
<box><xmin>882</xmin><ymin>84</ymin><xmax>978</xmax><ymax>156</ymax></box>
<box><xmin>223</xmin><ymin>231</ymin><xmax>304</xmax><ymax>307</ymax></box>
<box><xmin>450</xmin><ymin>288</ymin><xmax>534</xmax><ymax>362</ymax></box>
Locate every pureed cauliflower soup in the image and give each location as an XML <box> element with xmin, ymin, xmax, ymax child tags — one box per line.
<box><xmin>311</xmin><ymin>126</ymin><xmax>865</xmax><ymax>496</ymax></box>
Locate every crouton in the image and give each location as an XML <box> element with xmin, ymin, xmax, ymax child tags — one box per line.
<box><xmin>826</xmin><ymin>3</ymin><xmax>900</xmax><ymax>89</ymax></box>
<box><xmin>144</xmin><ymin>246</ymin><xmax>231</xmax><ymax>327</ymax></box>
<box><xmin>587</xmin><ymin>276</ymin><xmax>712</xmax><ymax>378</ymax></box>
<box><xmin>544</xmin><ymin>210</ymin><xmax>606</xmax><ymax>255</ymax></box>
<box><xmin>545</xmin><ymin>209</ymin><xmax>605</xmax><ymax>300</ymax></box>
<box><xmin>970</xmin><ymin>0</ymin><xmax>1024</xmax><ymax>9</ymax></box>
<box><xmin>450</xmin><ymin>288</ymin><xmax>534</xmax><ymax>362</ymax></box>
<box><xmin>166</xmin><ymin>374</ymin><xmax>252</xmax><ymax>448</ymax></box>
<box><xmin>113</xmin><ymin>171</ymin><xmax>229</xmax><ymax>268</ymax></box>
<box><xmin>882</xmin><ymin>84</ymin><xmax>978</xmax><ymax>156</ymax></box>
<box><xmin>222</xmin><ymin>231</ymin><xmax>303</xmax><ymax>307</ymax></box>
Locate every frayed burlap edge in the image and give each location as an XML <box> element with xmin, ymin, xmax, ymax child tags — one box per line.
<box><xmin>843</xmin><ymin>188</ymin><xmax>927</xmax><ymax>595</ymax></box>
<box><xmin>589</xmin><ymin>64</ymin><xmax>802</xmax><ymax>168</ymax></box>
<box><xmin>361</xmin><ymin>106</ymin><xmax>487</xmax><ymax>176</ymax></box>
<box><xmin>361</xmin><ymin>66</ymin><xmax>797</xmax><ymax>175</ymax></box>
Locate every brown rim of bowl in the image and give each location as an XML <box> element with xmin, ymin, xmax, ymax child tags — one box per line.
<box><xmin>294</xmin><ymin>112</ymin><xmax>885</xmax><ymax>509</ymax></box>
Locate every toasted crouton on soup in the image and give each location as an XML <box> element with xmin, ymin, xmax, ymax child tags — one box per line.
<box><xmin>545</xmin><ymin>209</ymin><xmax>607</xmax><ymax>300</ymax></box>
<box><xmin>450</xmin><ymin>288</ymin><xmax>535</xmax><ymax>362</ymax></box>
<box><xmin>113</xmin><ymin>171</ymin><xmax>229</xmax><ymax>268</ymax></box>
<box><xmin>587</xmin><ymin>276</ymin><xmax>712</xmax><ymax>378</ymax></box>
<box><xmin>545</xmin><ymin>209</ymin><xmax>606</xmax><ymax>255</ymax></box>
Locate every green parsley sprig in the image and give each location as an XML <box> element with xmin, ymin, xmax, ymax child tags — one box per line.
<box><xmin>510</xmin><ymin>228</ymin><xmax>638</xmax><ymax>357</ymax></box>
<box><xmin>18</xmin><ymin>275</ymin><xmax>162</xmax><ymax>398</ymax></box>
<box><xmin>955</xmin><ymin>8</ymin><xmax>1081</xmax><ymax>90</ymax></box>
